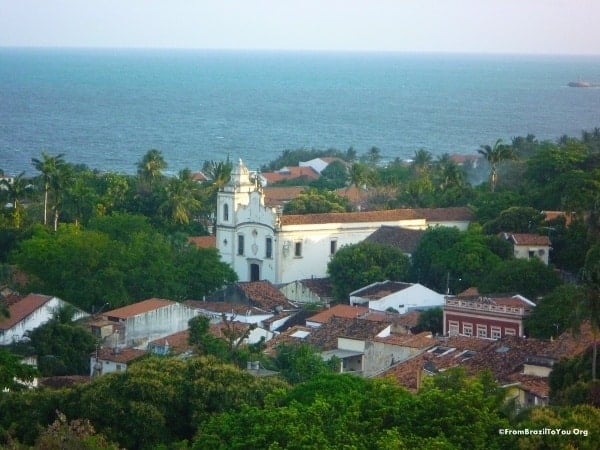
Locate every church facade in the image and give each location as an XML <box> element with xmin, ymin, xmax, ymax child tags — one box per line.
<box><xmin>216</xmin><ymin>160</ymin><xmax>472</xmax><ymax>284</ymax></box>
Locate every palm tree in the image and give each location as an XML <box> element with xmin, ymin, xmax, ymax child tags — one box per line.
<box><xmin>411</xmin><ymin>149</ymin><xmax>433</xmax><ymax>177</ymax></box>
<box><xmin>160</xmin><ymin>169</ymin><xmax>203</xmax><ymax>225</ymax></box>
<box><xmin>476</xmin><ymin>139</ymin><xmax>515</xmax><ymax>192</ymax></box>
<box><xmin>49</xmin><ymin>163</ymin><xmax>73</xmax><ymax>231</ymax></box>
<box><xmin>572</xmin><ymin>245</ymin><xmax>600</xmax><ymax>381</ymax></box>
<box><xmin>433</xmin><ymin>154</ymin><xmax>465</xmax><ymax>193</ymax></box>
<box><xmin>136</xmin><ymin>149</ymin><xmax>167</xmax><ymax>183</ymax></box>
<box><xmin>31</xmin><ymin>152</ymin><xmax>65</xmax><ymax>225</ymax></box>
<box><xmin>0</xmin><ymin>172</ymin><xmax>32</xmax><ymax>228</ymax></box>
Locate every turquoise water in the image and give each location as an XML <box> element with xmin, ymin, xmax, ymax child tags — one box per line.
<box><xmin>1</xmin><ymin>48</ymin><xmax>599</xmax><ymax>175</ymax></box>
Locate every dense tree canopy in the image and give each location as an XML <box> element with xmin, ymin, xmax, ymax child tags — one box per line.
<box><xmin>327</xmin><ymin>241</ymin><xmax>411</xmax><ymax>300</ymax></box>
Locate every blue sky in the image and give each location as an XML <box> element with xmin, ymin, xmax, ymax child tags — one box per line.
<box><xmin>1</xmin><ymin>0</ymin><xmax>599</xmax><ymax>54</ymax></box>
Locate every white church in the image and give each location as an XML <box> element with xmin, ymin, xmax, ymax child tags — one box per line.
<box><xmin>216</xmin><ymin>160</ymin><xmax>472</xmax><ymax>284</ymax></box>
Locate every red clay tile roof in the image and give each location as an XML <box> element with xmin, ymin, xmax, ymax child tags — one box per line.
<box><xmin>104</xmin><ymin>298</ymin><xmax>175</xmax><ymax>320</ymax></box>
<box><xmin>188</xmin><ymin>235</ymin><xmax>216</xmax><ymax>248</ymax></box>
<box><xmin>38</xmin><ymin>375</ymin><xmax>91</xmax><ymax>389</ymax></box>
<box><xmin>296</xmin><ymin>278</ymin><xmax>334</xmax><ymax>300</ymax></box>
<box><xmin>352</xmin><ymin>281</ymin><xmax>413</xmax><ymax>300</ymax></box>
<box><xmin>508</xmin><ymin>233</ymin><xmax>550</xmax><ymax>246</ymax></box>
<box><xmin>96</xmin><ymin>347</ymin><xmax>146</xmax><ymax>363</ymax></box>
<box><xmin>306</xmin><ymin>304</ymin><xmax>369</xmax><ymax>324</ymax></box>
<box><xmin>412</xmin><ymin>207</ymin><xmax>474</xmax><ymax>222</ymax></box>
<box><xmin>262</xmin><ymin>166</ymin><xmax>320</xmax><ymax>184</ymax></box>
<box><xmin>148</xmin><ymin>330</ymin><xmax>193</xmax><ymax>354</ymax></box>
<box><xmin>365</xmin><ymin>226</ymin><xmax>425</xmax><ymax>254</ymax></box>
<box><xmin>280</xmin><ymin>208</ymin><xmax>421</xmax><ymax>226</ymax></box>
<box><xmin>0</xmin><ymin>293</ymin><xmax>53</xmax><ymax>330</ymax></box>
<box><xmin>184</xmin><ymin>300</ymin><xmax>268</xmax><ymax>316</ymax></box>
<box><xmin>507</xmin><ymin>373</ymin><xmax>550</xmax><ymax>398</ymax></box>
<box><xmin>237</xmin><ymin>281</ymin><xmax>293</xmax><ymax>311</ymax></box>
<box><xmin>191</xmin><ymin>171</ymin><xmax>208</xmax><ymax>182</ymax></box>
<box><xmin>375</xmin><ymin>331</ymin><xmax>436</xmax><ymax>349</ymax></box>
<box><xmin>306</xmin><ymin>316</ymin><xmax>389</xmax><ymax>350</ymax></box>
<box><xmin>263</xmin><ymin>186</ymin><xmax>306</xmax><ymax>207</ymax></box>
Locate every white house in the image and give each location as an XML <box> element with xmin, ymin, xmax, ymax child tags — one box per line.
<box><xmin>349</xmin><ymin>281</ymin><xmax>445</xmax><ymax>313</ymax></box>
<box><xmin>90</xmin><ymin>347</ymin><xmax>146</xmax><ymax>377</ymax></box>
<box><xmin>0</xmin><ymin>293</ymin><xmax>89</xmax><ymax>345</ymax></box>
<box><xmin>500</xmin><ymin>233</ymin><xmax>551</xmax><ymax>265</ymax></box>
<box><xmin>216</xmin><ymin>159</ymin><xmax>473</xmax><ymax>284</ymax></box>
<box><xmin>102</xmin><ymin>298</ymin><xmax>199</xmax><ymax>349</ymax></box>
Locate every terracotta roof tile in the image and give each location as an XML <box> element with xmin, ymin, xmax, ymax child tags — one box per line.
<box><xmin>306</xmin><ymin>316</ymin><xmax>389</xmax><ymax>350</ymax></box>
<box><xmin>148</xmin><ymin>330</ymin><xmax>193</xmax><ymax>355</ymax></box>
<box><xmin>413</xmin><ymin>207</ymin><xmax>474</xmax><ymax>222</ymax></box>
<box><xmin>374</xmin><ymin>331</ymin><xmax>436</xmax><ymax>349</ymax></box>
<box><xmin>507</xmin><ymin>373</ymin><xmax>550</xmax><ymax>398</ymax></box>
<box><xmin>184</xmin><ymin>300</ymin><xmax>268</xmax><ymax>316</ymax></box>
<box><xmin>508</xmin><ymin>233</ymin><xmax>551</xmax><ymax>246</ymax></box>
<box><xmin>237</xmin><ymin>281</ymin><xmax>294</xmax><ymax>311</ymax></box>
<box><xmin>365</xmin><ymin>226</ymin><xmax>425</xmax><ymax>253</ymax></box>
<box><xmin>306</xmin><ymin>304</ymin><xmax>369</xmax><ymax>324</ymax></box>
<box><xmin>263</xmin><ymin>186</ymin><xmax>306</xmax><ymax>207</ymax></box>
<box><xmin>351</xmin><ymin>281</ymin><xmax>413</xmax><ymax>299</ymax></box>
<box><xmin>280</xmin><ymin>208</ymin><xmax>421</xmax><ymax>226</ymax></box>
<box><xmin>262</xmin><ymin>166</ymin><xmax>320</xmax><ymax>184</ymax></box>
<box><xmin>0</xmin><ymin>293</ymin><xmax>53</xmax><ymax>330</ymax></box>
<box><xmin>295</xmin><ymin>278</ymin><xmax>335</xmax><ymax>300</ymax></box>
<box><xmin>188</xmin><ymin>236</ymin><xmax>216</xmax><ymax>248</ymax></box>
<box><xmin>104</xmin><ymin>298</ymin><xmax>175</xmax><ymax>320</ymax></box>
<box><xmin>96</xmin><ymin>347</ymin><xmax>146</xmax><ymax>364</ymax></box>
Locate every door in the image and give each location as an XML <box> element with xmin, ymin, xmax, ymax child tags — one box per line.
<box><xmin>250</xmin><ymin>263</ymin><xmax>260</xmax><ymax>281</ymax></box>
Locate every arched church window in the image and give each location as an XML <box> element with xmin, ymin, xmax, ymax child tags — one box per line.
<box><xmin>223</xmin><ymin>203</ymin><xmax>229</xmax><ymax>221</ymax></box>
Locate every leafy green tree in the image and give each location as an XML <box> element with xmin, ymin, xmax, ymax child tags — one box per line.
<box><xmin>516</xmin><ymin>405</ymin><xmax>600</xmax><ymax>449</ymax></box>
<box><xmin>525</xmin><ymin>284</ymin><xmax>585</xmax><ymax>339</ymax></box>
<box><xmin>34</xmin><ymin>411</ymin><xmax>120</xmax><ymax>450</ymax></box>
<box><xmin>0</xmin><ymin>348</ymin><xmax>37</xmax><ymax>391</ymax></box>
<box><xmin>477</xmin><ymin>138</ymin><xmax>515</xmax><ymax>192</ymax></box>
<box><xmin>573</xmin><ymin>244</ymin><xmax>600</xmax><ymax>381</ymax></box>
<box><xmin>273</xmin><ymin>343</ymin><xmax>337</xmax><ymax>384</ymax></box>
<box><xmin>479</xmin><ymin>257</ymin><xmax>562</xmax><ymax>299</ymax></box>
<box><xmin>346</xmin><ymin>162</ymin><xmax>373</xmax><ymax>193</ymax></box>
<box><xmin>25</xmin><ymin>307</ymin><xmax>96</xmax><ymax>376</ymax></box>
<box><xmin>411</xmin><ymin>148</ymin><xmax>433</xmax><ymax>177</ymax></box>
<box><xmin>410</xmin><ymin>226</ymin><xmax>504</xmax><ymax>293</ymax></box>
<box><xmin>283</xmin><ymin>188</ymin><xmax>350</xmax><ymax>214</ymax></box>
<box><xmin>413</xmin><ymin>307</ymin><xmax>443</xmax><ymax>334</ymax></box>
<box><xmin>327</xmin><ymin>241</ymin><xmax>411</xmax><ymax>300</ymax></box>
<box><xmin>482</xmin><ymin>206</ymin><xmax>545</xmax><ymax>234</ymax></box>
<box><xmin>310</xmin><ymin>160</ymin><xmax>348</xmax><ymax>189</ymax></box>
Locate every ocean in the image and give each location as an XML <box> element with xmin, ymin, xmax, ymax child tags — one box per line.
<box><xmin>1</xmin><ymin>48</ymin><xmax>599</xmax><ymax>176</ymax></box>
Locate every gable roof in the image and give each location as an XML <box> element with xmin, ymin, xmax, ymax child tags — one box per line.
<box><xmin>365</xmin><ymin>226</ymin><xmax>425</xmax><ymax>254</ymax></box>
<box><xmin>96</xmin><ymin>347</ymin><xmax>146</xmax><ymax>364</ymax></box>
<box><xmin>280</xmin><ymin>207</ymin><xmax>473</xmax><ymax>227</ymax></box>
<box><xmin>307</xmin><ymin>316</ymin><xmax>389</xmax><ymax>350</ymax></box>
<box><xmin>188</xmin><ymin>235</ymin><xmax>216</xmax><ymax>248</ymax></box>
<box><xmin>280</xmin><ymin>208</ymin><xmax>421</xmax><ymax>226</ymax></box>
<box><xmin>147</xmin><ymin>329</ymin><xmax>193</xmax><ymax>355</ymax></box>
<box><xmin>504</xmin><ymin>233</ymin><xmax>550</xmax><ymax>246</ymax></box>
<box><xmin>263</xmin><ymin>186</ymin><xmax>306</xmax><ymax>207</ymax></box>
<box><xmin>0</xmin><ymin>293</ymin><xmax>53</xmax><ymax>330</ymax></box>
<box><xmin>184</xmin><ymin>300</ymin><xmax>269</xmax><ymax>316</ymax></box>
<box><xmin>294</xmin><ymin>277</ymin><xmax>335</xmax><ymax>300</ymax></box>
<box><xmin>306</xmin><ymin>304</ymin><xmax>369</xmax><ymax>325</ymax></box>
<box><xmin>350</xmin><ymin>281</ymin><xmax>414</xmax><ymax>300</ymax></box>
<box><xmin>237</xmin><ymin>281</ymin><xmax>293</xmax><ymax>311</ymax></box>
<box><xmin>261</xmin><ymin>166</ymin><xmax>320</xmax><ymax>184</ymax></box>
<box><xmin>104</xmin><ymin>298</ymin><xmax>175</xmax><ymax>320</ymax></box>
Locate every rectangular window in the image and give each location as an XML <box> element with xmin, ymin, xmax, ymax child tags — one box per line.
<box><xmin>330</xmin><ymin>240</ymin><xmax>337</xmax><ymax>255</ymax></box>
<box><xmin>462</xmin><ymin>323</ymin><xmax>473</xmax><ymax>337</ymax></box>
<box><xmin>238</xmin><ymin>235</ymin><xmax>244</xmax><ymax>255</ymax></box>
<box><xmin>491</xmin><ymin>327</ymin><xmax>501</xmax><ymax>340</ymax></box>
<box><xmin>504</xmin><ymin>328</ymin><xmax>516</xmax><ymax>336</ymax></box>
<box><xmin>266</xmin><ymin>237</ymin><xmax>272</xmax><ymax>258</ymax></box>
<box><xmin>477</xmin><ymin>325</ymin><xmax>487</xmax><ymax>338</ymax></box>
<box><xmin>116</xmin><ymin>364</ymin><xmax>122</xmax><ymax>371</ymax></box>
<box><xmin>294</xmin><ymin>241</ymin><xmax>302</xmax><ymax>257</ymax></box>
<box><xmin>448</xmin><ymin>321</ymin><xmax>459</xmax><ymax>336</ymax></box>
